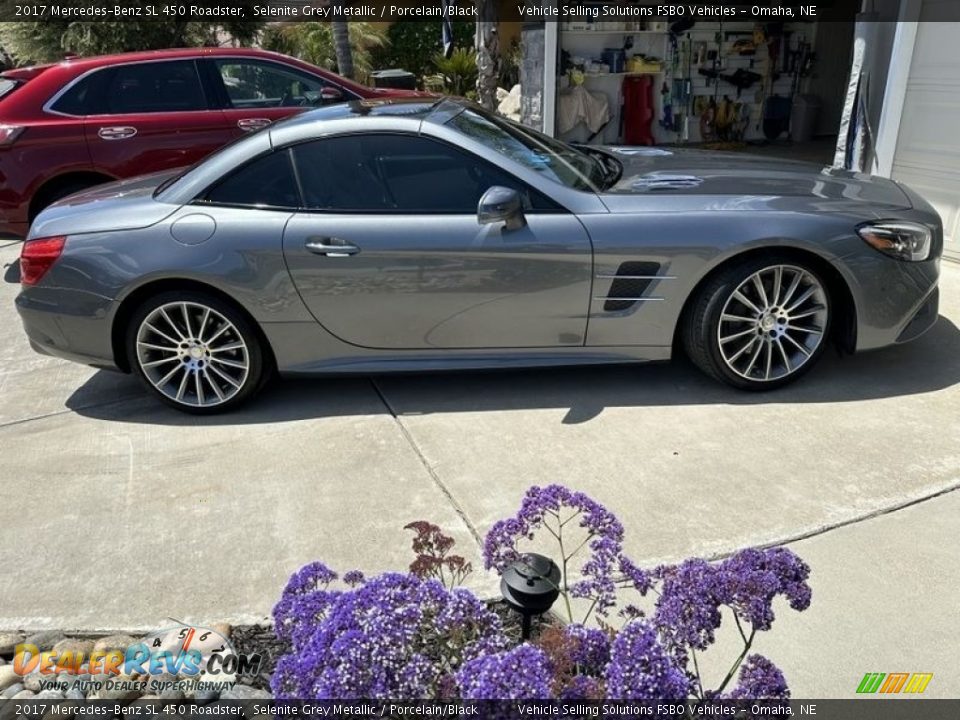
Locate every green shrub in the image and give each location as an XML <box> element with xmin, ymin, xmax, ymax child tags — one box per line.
<box><xmin>370</xmin><ymin>21</ymin><xmax>474</xmax><ymax>82</ymax></box>
<box><xmin>432</xmin><ymin>48</ymin><xmax>478</xmax><ymax>97</ymax></box>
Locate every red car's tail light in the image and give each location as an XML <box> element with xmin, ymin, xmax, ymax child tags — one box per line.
<box><xmin>0</xmin><ymin>124</ymin><xmax>24</xmax><ymax>146</ymax></box>
<box><xmin>20</xmin><ymin>236</ymin><xmax>66</xmax><ymax>286</ymax></box>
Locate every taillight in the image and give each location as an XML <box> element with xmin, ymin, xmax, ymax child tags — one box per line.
<box><xmin>0</xmin><ymin>124</ymin><xmax>24</xmax><ymax>146</ymax></box>
<box><xmin>20</xmin><ymin>236</ymin><xmax>66</xmax><ymax>286</ymax></box>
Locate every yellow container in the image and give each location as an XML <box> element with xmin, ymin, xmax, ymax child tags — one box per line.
<box><xmin>629</xmin><ymin>60</ymin><xmax>662</xmax><ymax>74</ymax></box>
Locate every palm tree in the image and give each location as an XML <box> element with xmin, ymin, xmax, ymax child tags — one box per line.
<box><xmin>332</xmin><ymin>1</ymin><xmax>354</xmax><ymax>80</ymax></box>
<box><xmin>474</xmin><ymin>0</ymin><xmax>499</xmax><ymax>110</ymax></box>
<box><xmin>262</xmin><ymin>21</ymin><xmax>386</xmax><ymax>79</ymax></box>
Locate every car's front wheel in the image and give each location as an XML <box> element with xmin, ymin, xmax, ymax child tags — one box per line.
<box><xmin>683</xmin><ymin>257</ymin><xmax>832</xmax><ymax>390</ymax></box>
<box><xmin>127</xmin><ymin>291</ymin><xmax>266</xmax><ymax>413</ymax></box>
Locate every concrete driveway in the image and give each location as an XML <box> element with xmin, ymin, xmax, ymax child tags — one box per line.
<box><xmin>1</xmin><ymin>241</ymin><xmax>958</xmax><ymax>695</ymax></box>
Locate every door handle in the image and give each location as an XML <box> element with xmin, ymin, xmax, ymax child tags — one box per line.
<box><xmin>237</xmin><ymin>118</ymin><xmax>271</xmax><ymax>132</ymax></box>
<box><xmin>97</xmin><ymin>126</ymin><xmax>137</xmax><ymax>140</ymax></box>
<box><xmin>304</xmin><ymin>237</ymin><xmax>360</xmax><ymax>257</ymax></box>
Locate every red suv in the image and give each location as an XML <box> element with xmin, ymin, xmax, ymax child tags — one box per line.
<box><xmin>0</xmin><ymin>47</ymin><xmax>421</xmax><ymax>238</ymax></box>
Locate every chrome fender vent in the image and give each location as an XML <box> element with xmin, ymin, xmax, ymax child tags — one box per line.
<box><xmin>603</xmin><ymin>262</ymin><xmax>662</xmax><ymax>312</ymax></box>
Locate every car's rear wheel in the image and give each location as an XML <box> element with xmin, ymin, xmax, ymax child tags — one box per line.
<box><xmin>126</xmin><ymin>291</ymin><xmax>266</xmax><ymax>413</ymax></box>
<box><xmin>683</xmin><ymin>257</ymin><xmax>832</xmax><ymax>390</ymax></box>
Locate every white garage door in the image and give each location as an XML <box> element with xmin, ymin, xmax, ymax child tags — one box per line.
<box><xmin>891</xmin><ymin>3</ymin><xmax>960</xmax><ymax>260</ymax></box>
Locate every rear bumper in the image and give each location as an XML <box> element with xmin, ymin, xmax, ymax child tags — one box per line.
<box><xmin>16</xmin><ymin>289</ymin><xmax>120</xmax><ymax>370</ymax></box>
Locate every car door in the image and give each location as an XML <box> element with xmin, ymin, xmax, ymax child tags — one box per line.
<box><xmin>281</xmin><ymin>133</ymin><xmax>593</xmax><ymax>350</ymax></box>
<box><xmin>206</xmin><ymin>58</ymin><xmax>355</xmax><ymax>138</ymax></box>
<box><xmin>83</xmin><ymin>59</ymin><xmax>231</xmax><ymax>177</ymax></box>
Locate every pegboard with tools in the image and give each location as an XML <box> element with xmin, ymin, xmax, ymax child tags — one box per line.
<box><xmin>661</xmin><ymin>21</ymin><xmax>817</xmax><ymax>146</ymax></box>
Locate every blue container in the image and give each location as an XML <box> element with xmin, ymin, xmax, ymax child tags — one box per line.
<box><xmin>602</xmin><ymin>48</ymin><xmax>626</xmax><ymax>74</ymax></box>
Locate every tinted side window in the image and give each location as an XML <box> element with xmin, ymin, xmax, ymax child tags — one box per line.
<box><xmin>290</xmin><ymin>134</ymin><xmax>559</xmax><ymax>213</ymax></box>
<box><xmin>50</xmin><ymin>77</ymin><xmax>92</xmax><ymax>115</ymax></box>
<box><xmin>202</xmin><ymin>150</ymin><xmax>300</xmax><ymax>209</ymax></box>
<box><xmin>102</xmin><ymin>61</ymin><xmax>207</xmax><ymax>114</ymax></box>
<box><xmin>49</xmin><ymin>70</ymin><xmax>111</xmax><ymax>116</ymax></box>
<box><xmin>0</xmin><ymin>79</ymin><xmax>21</xmax><ymax>102</ymax></box>
<box><xmin>214</xmin><ymin>59</ymin><xmax>347</xmax><ymax>109</ymax></box>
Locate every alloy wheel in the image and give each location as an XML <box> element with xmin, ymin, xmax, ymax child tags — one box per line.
<box><xmin>135</xmin><ymin>301</ymin><xmax>250</xmax><ymax>408</ymax></box>
<box><xmin>717</xmin><ymin>264</ymin><xmax>829</xmax><ymax>382</ymax></box>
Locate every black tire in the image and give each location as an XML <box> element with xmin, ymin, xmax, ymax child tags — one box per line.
<box><xmin>682</xmin><ymin>255</ymin><xmax>832</xmax><ymax>390</ymax></box>
<box><xmin>126</xmin><ymin>290</ymin><xmax>267</xmax><ymax>414</ymax></box>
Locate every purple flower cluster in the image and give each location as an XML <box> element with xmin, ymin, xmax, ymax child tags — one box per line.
<box><xmin>653</xmin><ymin>559</ymin><xmax>726</xmax><ymax>653</ymax></box>
<box><xmin>342</xmin><ymin>570</ymin><xmax>365</xmax><ymax>587</ymax></box>
<box><xmin>283</xmin><ymin>561</ymin><xmax>339</xmax><ymax>595</ymax></box>
<box><xmin>720</xmin><ymin>548</ymin><xmax>812</xmax><ymax>630</ymax></box>
<box><xmin>457</xmin><ymin>644</ymin><xmax>553</xmax><ymax>699</ymax></box>
<box><xmin>604</xmin><ymin>621</ymin><xmax>689</xmax><ymax>700</ymax></box>
<box><xmin>483</xmin><ymin>485</ymin><xmax>628</xmax><ymax>616</ymax></box>
<box><xmin>558</xmin><ymin>674</ymin><xmax>605</xmax><ymax>700</ymax></box>
<box><xmin>563</xmin><ymin>624</ymin><xmax>611</xmax><ymax>676</ymax></box>
<box><xmin>619</xmin><ymin>556</ymin><xmax>653</xmax><ymax>595</ymax></box>
<box><xmin>273</xmin><ymin>562</ymin><xmax>342</xmax><ymax>646</ymax></box>
<box><xmin>272</xmin><ymin>571</ymin><xmax>508</xmax><ymax>699</ymax></box>
<box><xmin>273</xmin><ymin>486</ymin><xmax>812</xmax><ymax>702</ymax></box>
<box><xmin>729</xmin><ymin>655</ymin><xmax>790</xmax><ymax>700</ymax></box>
<box><xmin>654</xmin><ymin>548</ymin><xmax>812</xmax><ymax>655</ymax></box>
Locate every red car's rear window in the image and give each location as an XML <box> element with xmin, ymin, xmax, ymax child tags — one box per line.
<box><xmin>0</xmin><ymin>78</ymin><xmax>22</xmax><ymax>101</ymax></box>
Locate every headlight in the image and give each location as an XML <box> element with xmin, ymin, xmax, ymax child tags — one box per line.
<box><xmin>857</xmin><ymin>221</ymin><xmax>932</xmax><ymax>262</ymax></box>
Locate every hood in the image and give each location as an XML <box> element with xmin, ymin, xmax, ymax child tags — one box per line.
<box><xmin>29</xmin><ymin>170</ymin><xmax>182</xmax><ymax>239</ymax></box>
<box><xmin>601</xmin><ymin>147</ymin><xmax>912</xmax><ymax>209</ymax></box>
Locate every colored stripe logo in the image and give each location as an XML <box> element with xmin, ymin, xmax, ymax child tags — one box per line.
<box><xmin>857</xmin><ymin>672</ymin><xmax>933</xmax><ymax>694</ymax></box>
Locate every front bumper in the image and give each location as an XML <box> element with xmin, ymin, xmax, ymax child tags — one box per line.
<box><xmin>842</xmin><ymin>244</ymin><xmax>941</xmax><ymax>352</ymax></box>
<box><xmin>895</xmin><ymin>286</ymin><xmax>939</xmax><ymax>344</ymax></box>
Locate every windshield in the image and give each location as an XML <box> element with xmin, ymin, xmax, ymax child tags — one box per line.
<box><xmin>446</xmin><ymin>105</ymin><xmax>612</xmax><ymax>192</ymax></box>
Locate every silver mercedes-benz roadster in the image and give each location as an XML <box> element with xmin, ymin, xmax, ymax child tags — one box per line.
<box><xmin>17</xmin><ymin>97</ymin><xmax>942</xmax><ymax>413</ymax></box>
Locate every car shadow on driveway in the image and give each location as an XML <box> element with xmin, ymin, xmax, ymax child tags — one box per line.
<box><xmin>4</xmin><ymin>259</ymin><xmax>20</xmax><ymax>283</ymax></box>
<box><xmin>66</xmin><ymin>315</ymin><xmax>960</xmax><ymax>426</ymax></box>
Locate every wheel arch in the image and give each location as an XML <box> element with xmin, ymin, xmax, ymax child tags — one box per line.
<box><xmin>110</xmin><ymin>278</ymin><xmax>277</xmax><ymax>373</ymax></box>
<box><xmin>29</xmin><ymin>171</ymin><xmax>118</xmax><ymax>222</ymax></box>
<box><xmin>673</xmin><ymin>245</ymin><xmax>857</xmax><ymax>356</ymax></box>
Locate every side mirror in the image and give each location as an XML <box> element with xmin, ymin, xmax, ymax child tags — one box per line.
<box><xmin>320</xmin><ymin>87</ymin><xmax>344</xmax><ymax>104</ymax></box>
<box><xmin>478</xmin><ymin>186</ymin><xmax>526</xmax><ymax>231</ymax></box>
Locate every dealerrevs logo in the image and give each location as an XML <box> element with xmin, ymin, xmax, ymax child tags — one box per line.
<box><xmin>856</xmin><ymin>672</ymin><xmax>933</xmax><ymax>694</ymax></box>
<box><xmin>13</xmin><ymin>625</ymin><xmax>261</xmax><ymax>695</ymax></box>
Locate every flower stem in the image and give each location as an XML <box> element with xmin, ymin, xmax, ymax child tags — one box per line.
<box><xmin>717</xmin><ymin>625</ymin><xmax>756</xmax><ymax>694</ymax></box>
<box><xmin>691</xmin><ymin>647</ymin><xmax>705</xmax><ymax>701</ymax></box>
<box><xmin>556</xmin><ymin>522</ymin><xmax>574</xmax><ymax>623</ymax></box>
<box><xmin>581</xmin><ymin>597</ymin><xmax>599</xmax><ymax>625</ymax></box>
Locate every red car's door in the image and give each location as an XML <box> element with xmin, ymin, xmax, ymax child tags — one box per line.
<box><xmin>83</xmin><ymin>59</ymin><xmax>232</xmax><ymax>177</ymax></box>
<box><xmin>204</xmin><ymin>57</ymin><xmax>357</xmax><ymax>139</ymax></box>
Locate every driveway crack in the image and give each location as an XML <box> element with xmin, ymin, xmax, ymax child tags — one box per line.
<box><xmin>775</xmin><ymin>480</ymin><xmax>960</xmax><ymax>548</ymax></box>
<box><xmin>698</xmin><ymin>479</ymin><xmax>960</xmax><ymax>563</ymax></box>
<box><xmin>0</xmin><ymin>395</ymin><xmax>140</xmax><ymax>431</ymax></box>
<box><xmin>369</xmin><ymin>378</ymin><xmax>484</xmax><ymax>551</ymax></box>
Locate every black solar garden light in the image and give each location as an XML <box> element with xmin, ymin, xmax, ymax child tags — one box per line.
<box><xmin>500</xmin><ymin>553</ymin><xmax>561</xmax><ymax>639</ymax></box>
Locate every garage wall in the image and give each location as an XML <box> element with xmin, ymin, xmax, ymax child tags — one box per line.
<box><xmin>558</xmin><ymin>20</ymin><xmax>825</xmax><ymax>146</ymax></box>
<box><xmin>889</xmin><ymin>3</ymin><xmax>960</xmax><ymax>260</ymax></box>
